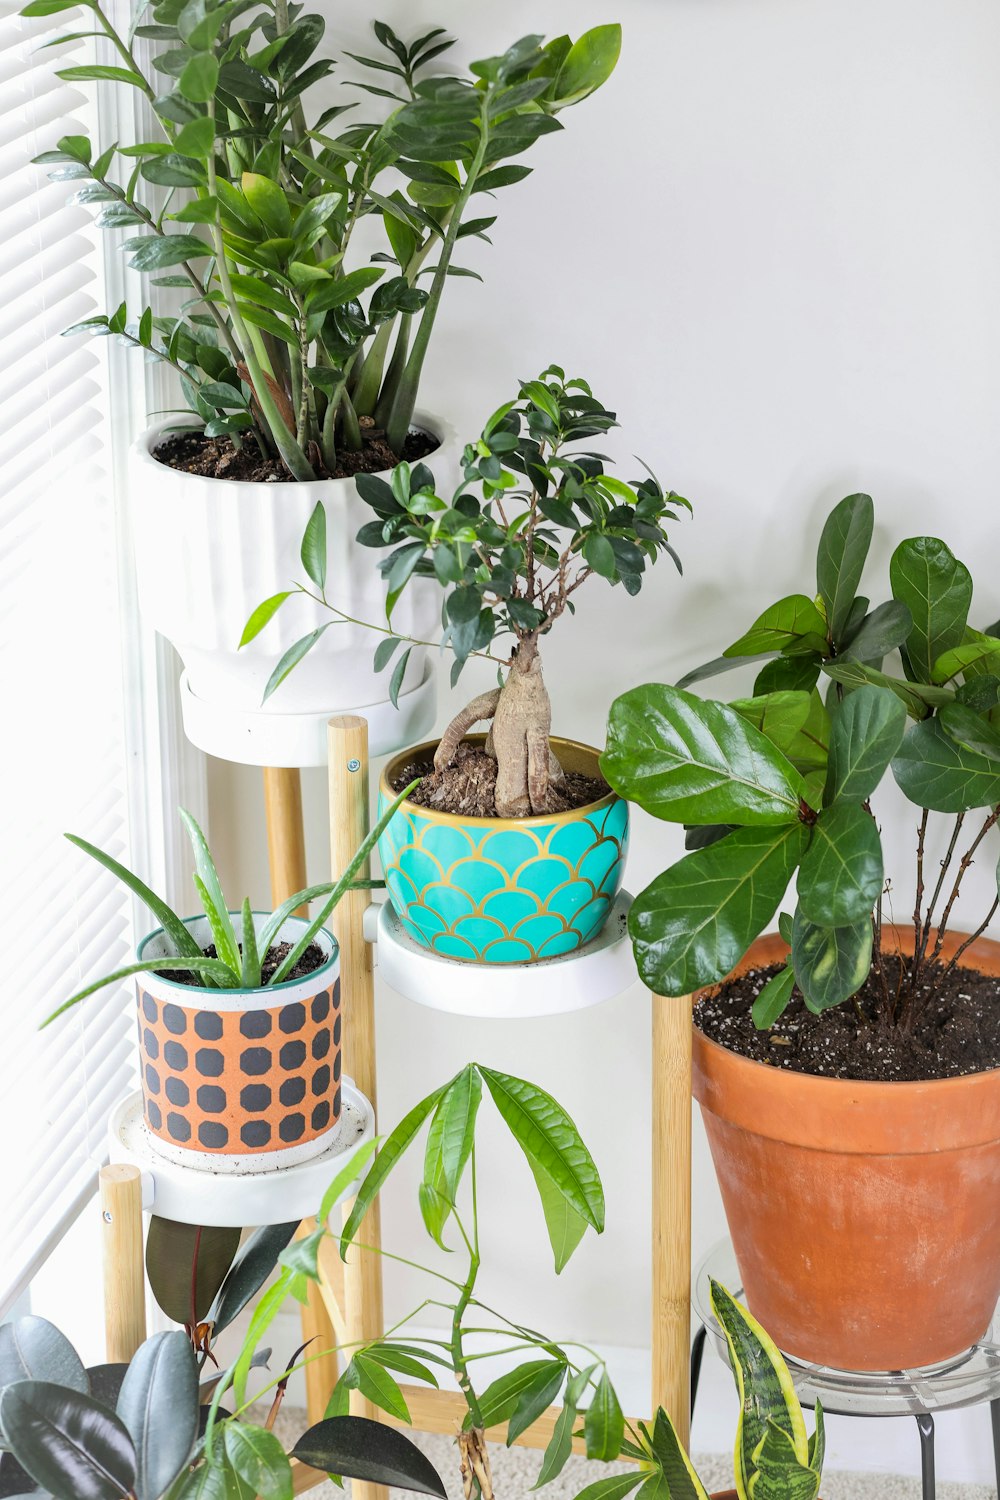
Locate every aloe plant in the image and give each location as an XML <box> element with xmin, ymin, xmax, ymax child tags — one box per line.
<box><xmin>45</xmin><ymin>781</ymin><xmax>415</xmax><ymax>1026</ymax></box>
<box><xmin>23</xmin><ymin>1</ymin><xmax>619</xmax><ymax>479</ymax></box>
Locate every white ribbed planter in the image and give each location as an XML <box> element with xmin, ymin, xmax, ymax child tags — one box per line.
<box><xmin>129</xmin><ymin>410</ymin><xmax>460</xmax><ymax>765</ymax></box>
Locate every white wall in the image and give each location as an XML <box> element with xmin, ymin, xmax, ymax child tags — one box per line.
<box><xmin>205</xmin><ymin>0</ymin><xmax>1000</xmax><ymax>1482</ymax></box>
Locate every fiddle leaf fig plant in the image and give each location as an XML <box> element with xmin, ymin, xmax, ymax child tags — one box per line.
<box><xmin>247</xmin><ymin>367</ymin><xmax>688</xmax><ymax>815</ymax></box>
<box><xmin>0</xmin><ymin>1318</ymin><xmax>447</xmax><ymax>1500</ymax></box>
<box><xmin>603</xmin><ymin>491</ymin><xmax>1000</xmax><ymax>1026</ymax></box>
<box><xmin>24</xmin><ymin>3</ymin><xmax>620</xmax><ymax>479</ymax></box>
<box><xmin>44</xmin><ymin>781</ymin><xmax>415</xmax><ymax>1025</ymax></box>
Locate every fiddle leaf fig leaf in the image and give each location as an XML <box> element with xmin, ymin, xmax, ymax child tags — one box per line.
<box><xmin>938</xmin><ymin>703</ymin><xmax>1000</xmax><ymax>761</ymax></box>
<box><xmin>824</xmin><ymin>683</ymin><xmax>908</xmax><ymax>803</ymax></box>
<box><xmin>890</xmin><ymin>536</ymin><xmax>972</xmax><ymax>683</ymax></box>
<box><xmin>821</xmin><ymin>659</ymin><xmax>954</xmax><ymax>718</ymax></box>
<box><xmin>891</xmin><ymin>716</ymin><xmax>1000</xmax><ymax>812</ymax></box>
<box><xmin>628</xmin><ymin>823</ymin><xmax>810</xmax><ymax>996</ymax></box>
<box><xmin>603</xmin><ymin>685</ymin><xmax>805</xmax><ymax>828</ymax></box>
<box><xmin>933</xmin><ymin>634</ymin><xmax>1000</xmax><ymax>683</ymax></box>
<box><xmin>791</xmin><ymin>910</ymin><xmax>873</xmax><ymax>1012</ymax></box>
<box><xmin>796</xmin><ymin>803</ymin><xmax>883</xmax><ymax>928</ymax></box>
<box><xmin>815</xmin><ymin>493</ymin><xmax>873</xmax><ymax>643</ymax></box>
<box><xmin>837</xmin><ymin>599</ymin><xmax>913</xmax><ymax>665</ymax></box>
<box><xmin>723</xmin><ymin>595</ymin><xmax>828</xmax><ymax>660</ymax></box>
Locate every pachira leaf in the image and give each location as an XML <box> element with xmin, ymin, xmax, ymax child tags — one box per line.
<box><xmin>629</xmin><ymin>823</ymin><xmax>810</xmax><ymax>996</ymax></box>
<box><xmin>507</xmin><ymin>1361</ymin><xmax>567</xmax><ymax>1445</ymax></box>
<box><xmin>1</xmin><ymin>1382</ymin><xmax>137</xmax><ymax>1500</ymax></box>
<box><xmin>891</xmin><ymin>716</ymin><xmax>1000</xmax><ymax>812</ymax></box>
<box><xmin>821</xmin><ymin>659</ymin><xmax>954</xmax><ymax>718</ymax></box>
<box><xmin>751</xmin><ymin>964</ymin><xmax>796</xmax><ymax>1030</ymax></box>
<box><xmin>527</xmin><ymin>1156</ymin><xmax>589</xmax><ymax>1272</ymax></box>
<box><xmin>710</xmin><ymin>1281</ymin><xmax>809</xmax><ymax>1498</ymax></box>
<box><xmin>583</xmin><ymin>1369</ymin><xmax>625</xmax><ymax>1461</ymax></box>
<box><xmin>644</xmin><ymin>1407</ymin><xmax>712</xmax><ymax>1500</ymax></box>
<box><xmin>933</xmin><ymin>634</ymin><xmax>1000</xmax><ymax>683</ymax></box>
<box><xmin>824</xmin><ymin>683</ymin><xmax>908</xmax><ymax>803</ymax></box>
<box><xmin>145</xmin><ymin>1218</ymin><xmax>241</xmax><ymax>1326</ymax></box>
<box><xmin>421</xmin><ymin>1064</ymin><xmax>481</xmax><ymax>1244</ymax></box>
<box><xmin>532</xmin><ymin>1400</ymin><xmax>577</xmax><ymax>1489</ymax></box>
<box><xmin>340</xmin><ymin>1083</ymin><xmax>450</xmax><ymax>1257</ymax></box>
<box><xmin>223</xmin><ymin>1425</ymin><xmax>292</xmax><ymax>1500</ymax></box>
<box><xmin>723</xmin><ymin>595</ymin><xmax>828</xmax><ymax>660</ymax></box>
<box><xmin>815</xmin><ymin>493</ymin><xmax>873</xmax><ymax>642</ymax></box>
<box><xmin>571</xmin><ymin>1478</ymin><xmax>643</xmax><ymax>1500</ymax></box>
<box><xmin>890</xmin><ymin>536</ymin><xmax>972</xmax><ymax>683</ymax></box>
<box><xmin>291</xmin><ymin>1417</ymin><xmax>446</xmax><ymax>1497</ymax></box>
<box><xmin>791</xmin><ymin>910</ymin><xmax>873</xmax><ymax>1012</ymax></box>
<box><xmin>351</xmin><ymin>1354</ymin><xmax>410</xmax><ymax>1424</ymax></box>
<box><xmin>796</xmin><ymin>803</ymin><xmax>883</xmax><ymax>928</ymax></box>
<box><xmin>117</xmin><ymin>1332</ymin><xmax>198</xmax><ymax>1500</ymax></box>
<box><xmin>603</xmin><ymin>685</ymin><xmax>806</xmax><ymax>828</ymax></box>
<box><xmin>479</xmin><ymin>1067</ymin><xmax>605</xmax><ymax>1232</ymax></box>
<box><xmin>476</xmin><ymin>1360</ymin><xmax>561</xmax><ymax>1429</ymax></box>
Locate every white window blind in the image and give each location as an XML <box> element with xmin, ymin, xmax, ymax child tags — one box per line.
<box><xmin>0</xmin><ymin>3</ymin><xmax>139</xmax><ymax>1312</ymax></box>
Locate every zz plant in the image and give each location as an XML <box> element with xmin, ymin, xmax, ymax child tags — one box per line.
<box><xmin>24</xmin><ymin>0</ymin><xmax>619</xmax><ymax>479</ymax></box>
<box><xmin>247</xmin><ymin>368</ymin><xmax>688</xmax><ymax>815</ymax></box>
<box><xmin>603</xmin><ymin>492</ymin><xmax>1000</xmax><ymax>1024</ymax></box>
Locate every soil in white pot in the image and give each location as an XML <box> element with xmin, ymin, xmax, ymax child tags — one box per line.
<box><xmin>159</xmin><ymin>939</ymin><xmax>326</xmax><ymax>988</ymax></box>
<box><xmin>391</xmin><ymin>741</ymin><xmax>611</xmax><ymax>818</ymax></box>
<box><xmin>153</xmin><ymin>419</ymin><xmax>439</xmax><ymax>483</ymax></box>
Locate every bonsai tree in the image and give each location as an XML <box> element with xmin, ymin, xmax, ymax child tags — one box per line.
<box><xmin>602</xmin><ymin>492</ymin><xmax>1000</xmax><ymax>1025</ymax></box>
<box><xmin>0</xmin><ymin>1313</ymin><xmax>446</xmax><ymax>1498</ymax></box>
<box><xmin>245</xmin><ymin>367</ymin><xmax>689</xmax><ymax>814</ymax></box>
<box><xmin>24</xmin><ymin>1</ymin><xmax>620</xmax><ymax>479</ymax></box>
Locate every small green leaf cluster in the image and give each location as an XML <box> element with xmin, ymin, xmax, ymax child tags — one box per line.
<box><xmin>603</xmin><ymin>492</ymin><xmax>1000</xmax><ymax>1019</ymax></box>
<box><xmin>0</xmin><ymin>1311</ymin><xmax>446</xmax><ymax>1499</ymax></box>
<box><xmin>47</xmin><ymin>784</ymin><xmax>413</xmax><ymax>1024</ymax></box>
<box><xmin>25</xmin><ymin>3</ymin><xmax>620</xmax><ymax>477</ymax></box>
<box><xmin>248</xmin><ymin>368</ymin><xmax>688</xmax><ymax>700</ymax></box>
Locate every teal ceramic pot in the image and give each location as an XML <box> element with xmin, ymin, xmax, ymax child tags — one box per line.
<box><xmin>377</xmin><ymin>736</ymin><xmax>629</xmax><ymax>964</ymax></box>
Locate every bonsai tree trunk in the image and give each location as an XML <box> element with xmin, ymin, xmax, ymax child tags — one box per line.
<box><xmin>434</xmin><ymin>641</ymin><xmax>565</xmax><ymax>817</ymax></box>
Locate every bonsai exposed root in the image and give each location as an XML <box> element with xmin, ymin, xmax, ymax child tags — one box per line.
<box><xmin>436</xmin><ymin>650</ymin><xmax>565</xmax><ymax>817</ymax></box>
<box><xmin>459</xmin><ymin>1426</ymin><xmax>494</xmax><ymax>1500</ymax></box>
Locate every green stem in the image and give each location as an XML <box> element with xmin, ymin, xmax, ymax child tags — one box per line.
<box><xmin>92</xmin><ymin>2</ymin><xmax>155</xmax><ymax>101</ymax></box>
<box><xmin>385</xmin><ymin>111</ymin><xmax>491</xmax><ymax>453</ymax></box>
<box><xmin>340</xmin><ymin>385</ymin><xmax>363</xmax><ymax>451</ymax></box>
<box><xmin>374</xmin><ymin>313</ymin><xmax>411</xmax><ymax>429</ymax></box>
<box><xmin>352</xmin><ymin>317</ymin><xmax>393</xmax><ymax>418</ymax></box>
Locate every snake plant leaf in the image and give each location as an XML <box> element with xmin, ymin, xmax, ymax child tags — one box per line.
<box><xmin>824</xmin><ymin>683</ymin><xmax>908</xmax><ymax>803</ymax></box>
<box><xmin>603</xmin><ymin>685</ymin><xmax>805</xmax><ymax>827</ymax></box>
<box><xmin>0</xmin><ymin>1318</ymin><xmax>88</xmax><ymax>1396</ymax></box>
<box><xmin>796</xmin><ymin>802</ymin><xmax>883</xmax><ymax>928</ymax></box>
<box><xmin>64</xmin><ymin>834</ymin><xmax>202</xmax><ymax>960</ymax></box>
<box><xmin>206</xmin><ymin>1222</ymin><xmax>299</xmax><ymax>1336</ymax></box>
<box><xmin>527</xmin><ymin>1156</ymin><xmax>589</xmax><ymax>1272</ymax></box>
<box><xmin>749</xmin><ymin>1419</ymin><xmax>822</xmax><ymax>1500</ymax></box>
<box><xmin>808</xmin><ymin>1403</ymin><xmax>826</xmax><ymax>1474</ymax></box>
<box><xmin>938</xmin><ymin>703</ymin><xmax>1000</xmax><ymax>762</ymax></box>
<box><xmin>629</xmin><ymin>823</ymin><xmax>810</xmax><ymax>996</ymax></box>
<box><xmin>479</xmin><ymin>1067</ymin><xmax>605</xmax><ymax>1233</ymax></box>
<box><xmin>837</xmin><ymin>599</ymin><xmax>913</xmax><ymax>666</ymax></box>
<box><xmin>180</xmin><ymin>810</ymin><xmax>240</xmax><ymax>973</ymax></box>
<box><xmin>291</xmin><ymin>1416</ymin><xmax>447</xmax><ymax>1496</ymax></box>
<box><xmin>751</xmin><ymin>963</ymin><xmax>796</xmax><ymax>1031</ymax></box>
<box><xmin>723</xmin><ymin>595</ymin><xmax>829</xmax><ymax>660</ymax></box>
<box><xmin>582</xmin><ymin>1368</ymin><xmax>624</xmax><ymax>1461</ymax></box>
<box><xmin>791</xmin><ymin>910</ymin><xmax>873</xmax><ymax>1012</ymax></box>
<box><xmin>0</xmin><ymin>1382</ymin><xmax>136</xmax><ymax>1500</ymax></box>
<box><xmin>507</xmin><ymin>1361</ymin><xmax>567</xmax><ymax>1446</ymax></box>
<box><xmin>890</xmin><ymin>536</ymin><xmax>972</xmax><ymax>683</ymax></box>
<box><xmin>933</xmin><ymin>633</ymin><xmax>1000</xmax><ymax>684</ymax></box>
<box><xmin>822</xmin><ymin>659</ymin><xmax>953</xmax><ymax>718</ymax></box>
<box><xmin>145</xmin><ymin>1219</ymin><xmax>241</xmax><ymax>1326</ymax></box>
<box><xmin>116</xmin><ymin>1332</ymin><xmax>198</xmax><ymax>1500</ymax></box>
<box><xmin>340</xmin><ymin>1083</ymin><xmax>450</xmax><ymax>1257</ymax></box>
<box><xmin>644</xmin><ymin>1406</ymin><xmax>712</xmax><ymax>1500</ymax></box>
<box><xmin>891</xmin><ymin>716</ymin><xmax>1000</xmax><ymax>812</ymax></box>
<box><xmin>815</xmin><ymin>493</ymin><xmax>873</xmax><ymax>642</ymax></box>
<box><xmin>710</xmin><ymin>1281</ymin><xmax>809</xmax><ymax>1498</ymax></box>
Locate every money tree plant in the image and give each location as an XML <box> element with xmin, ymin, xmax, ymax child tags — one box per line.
<box><xmin>24</xmin><ymin>0</ymin><xmax>620</xmax><ymax>480</ymax></box>
<box><xmin>603</xmin><ymin>492</ymin><xmax>1000</xmax><ymax>1025</ymax></box>
<box><xmin>246</xmin><ymin>367</ymin><xmax>688</xmax><ymax>816</ymax></box>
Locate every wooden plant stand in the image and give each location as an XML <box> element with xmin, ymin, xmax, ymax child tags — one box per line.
<box><xmin>100</xmin><ymin>717</ymin><xmax>693</xmax><ymax>1499</ymax></box>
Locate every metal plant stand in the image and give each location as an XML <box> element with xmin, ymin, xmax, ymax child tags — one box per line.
<box><xmin>691</xmin><ymin>1239</ymin><xmax>1000</xmax><ymax>1500</ymax></box>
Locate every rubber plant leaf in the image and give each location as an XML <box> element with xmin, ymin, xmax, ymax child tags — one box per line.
<box><xmin>603</xmin><ymin>684</ymin><xmax>806</xmax><ymax>828</ymax></box>
<box><xmin>145</xmin><ymin>1219</ymin><xmax>241</xmax><ymax>1326</ymax></box>
<box><xmin>116</xmin><ymin>1331</ymin><xmax>198</xmax><ymax>1500</ymax></box>
<box><xmin>290</xmin><ymin>1416</ymin><xmax>447</xmax><ymax>1496</ymax></box>
<box><xmin>0</xmin><ymin>1317</ymin><xmax>88</xmax><ymax>1394</ymax></box>
<box><xmin>0</xmin><ymin>1382</ymin><xmax>136</xmax><ymax>1500</ymax></box>
<box><xmin>207</xmin><ymin>1222</ymin><xmax>299</xmax><ymax>1335</ymax></box>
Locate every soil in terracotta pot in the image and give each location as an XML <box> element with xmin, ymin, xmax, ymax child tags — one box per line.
<box><xmin>153</xmin><ymin>421</ymin><xmax>438</xmax><ymax>482</ymax></box>
<box><xmin>157</xmin><ymin>940</ymin><xmax>325</xmax><ymax>988</ymax></box>
<box><xmin>392</xmin><ymin>742</ymin><xmax>610</xmax><ymax>817</ymax></box>
<box><xmin>696</xmin><ymin>953</ymin><xmax>1000</xmax><ymax>1082</ymax></box>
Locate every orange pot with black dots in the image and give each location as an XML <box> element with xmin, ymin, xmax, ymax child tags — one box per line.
<box><xmin>135</xmin><ymin>914</ymin><xmax>341</xmax><ymax>1171</ymax></box>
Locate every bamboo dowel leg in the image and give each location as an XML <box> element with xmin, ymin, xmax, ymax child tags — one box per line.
<box><xmin>263</xmin><ymin>767</ymin><xmax>309</xmax><ymax>917</ymax></box>
<box><xmin>100</xmin><ymin>1164</ymin><xmax>146</xmax><ymax>1363</ymax></box>
<box><xmin>652</xmin><ymin>992</ymin><xmax>693</xmax><ymax>1449</ymax></box>
<box><xmin>328</xmin><ymin>717</ymin><xmax>386</xmax><ymax>1500</ymax></box>
<box><xmin>262</xmin><ymin>765</ymin><xmax>336</xmax><ymax>1420</ymax></box>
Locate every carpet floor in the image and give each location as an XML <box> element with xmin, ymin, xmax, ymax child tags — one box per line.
<box><xmin>269</xmin><ymin>1407</ymin><xmax>996</xmax><ymax>1498</ymax></box>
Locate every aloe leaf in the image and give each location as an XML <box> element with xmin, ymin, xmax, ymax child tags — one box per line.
<box><xmin>43</xmin><ymin>956</ymin><xmax>238</xmax><ymax>1026</ymax></box>
<box><xmin>240</xmin><ymin>898</ymin><xmax>262</xmax><ymax>988</ymax></box>
<box><xmin>180</xmin><ymin>810</ymin><xmax>240</xmax><ymax>972</ymax></box>
<box><xmin>65</xmin><ymin>834</ymin><xmax>201</xmax><ymax>959</ymax></box>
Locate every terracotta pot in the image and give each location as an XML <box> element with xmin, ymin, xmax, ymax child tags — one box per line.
<box><xmin>693</xmin><ymin>927</ymin><xmax>1000</xmax><ymax>1371</ymax></box>
<box><xmin>377</xmin><ymin>735</ymin><xmax>629</xmax><ymax>964</ymax></box>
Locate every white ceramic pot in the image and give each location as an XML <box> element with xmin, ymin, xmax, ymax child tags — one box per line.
<box><xmin>129</xmin><ymin>409</ymin><xmax>461</xmax><ymax>765</ymax></box>
<box><xmin>135</xmin><ymin>913</ymin><xmax>341</xmax><ymax>1174</ymax></box>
